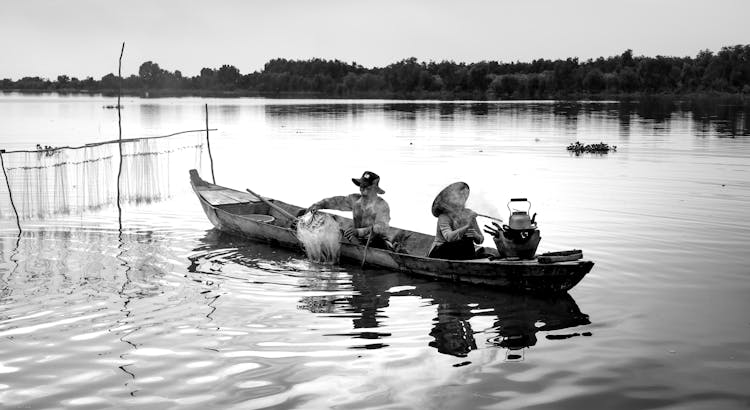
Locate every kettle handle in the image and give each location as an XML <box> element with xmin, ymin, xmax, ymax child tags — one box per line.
<box><xmin>507</xmin><ymin>198</ymin><xmax>531</xmax><ymax>212</ymax></box>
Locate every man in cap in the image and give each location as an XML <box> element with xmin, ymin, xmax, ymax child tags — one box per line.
<box><xmin>306</xmin><ymin>171</ymin><xmax>391</xmax><ymax>249</ymax></box>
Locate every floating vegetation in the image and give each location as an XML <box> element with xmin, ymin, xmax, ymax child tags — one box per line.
<box><xmin>566</xmin><ymin>141</ymin><xmax>617</xmax><ymax>154</ymax></box>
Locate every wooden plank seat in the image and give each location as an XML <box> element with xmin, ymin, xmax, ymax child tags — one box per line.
<box><xmin>198</xmin><ymin>188</ymin><xmax>260</xmax><ymax>206</ymax></box>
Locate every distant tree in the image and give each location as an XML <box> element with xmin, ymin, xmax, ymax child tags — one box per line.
<box><xmin>490</xmin><ymin>74</ymin><xmax>521</xmax><ymax>98</ymax></box>
<box><xmin>311</xmin><ymin>73</ymin><xmax>333</xmax><ymax>93</ymax></box>
<box><xmin>427</xmin><ymin>60</ymin><xmax>466</xmax><ymax>93</ymax></box>
<box><xmin>240</xmin><ymin>71</ymin><xmax>261</xmax><ymax>89</ymax></box>
<box><xmin>80</xmin><ymin>76</ymin><xmax>97</xmax><ymax>90</ymax></box>
<box><xmin>582</xmin><ymin>68</ymin><xmax>606</xmax><ymax>93</ymax></box>
<box><xmin>9</xmin><ymin>45</ymin><xmax>749</xmax><ymax>98</ymax></box>
<box><xmin>468</xmin><ymin>62</ymin><xmax>491</xmax><ymax>94</ymax></box>
<box><xmin>603</xmin><ymin>72</ymin><xmax>619</xmax><ymax>93</ymax></box>
<box><xmin>620</xmin><ymin>49</ymin><xmax>634</xmax><ymax>69</ymax></box>
<box><xmin>100</xmin><ymin>73</ymin><xmax>118</xmax><ymax>89</ymax></box>
<box><xmin>56</xmin><ymin>75</ymin><xmax>69</xmax><ymax>89</ymax></box>
<box><xmin>341</xmin><ymin>72</ymin><xmax>358</xmax><ymax>94</ymax></box>
<box><xmin>679</xmin><ymin>61</ymin><xmax>698</xmax><ymax>90</ymax></box>
<box><xmin>728</xmin><ymin>45</ymin><xmax>750</xmax><ymax>90</ymax></box>
<box><xmin>693</xmin><ymin>49</ymin><xmax>714</xmax><ymax>89</ymax></box>
<box><xmin>122</xmin><ymin>74</ymin><xmax>141</xmax><ymax>89</ymax></box>
<box><xmin>384</xmin><ymin>58</ymin><xmax>424</xmax><ymax>93</ymax></box>
<box><xmin>700</xmin><ymin>45</ymin><xmax>750</xmax><ymax>92</ymax></box>
<box><xmin>17</xmin><ymin>76</ymin><xmax>49</xmax><ymax>90</ymax></box>
<box><xmin>199</xmin><ymin>67</ymin><xmax>218</xmax><ymax>89</ymax></box>
<box><xmin>527</xmin><ymin>73</ymin><xmax>546</xmax><ymax>98</ymax></box>
<box><xmin>354</xmin><ymin>72</ymin><xmax>387</xmax><ymax>93</ymax></box>
<box><xmin>138</xmin><ymin>61</ymin><xmax>163</xmax><ymax>89</ymax></box>
<box><xmin>160</xmin><ymin>71</ymin><xmax>182</xmax><ymax>89</ymax></box>
<box><xmin>619</xmin><ymin>67</ymin><xmax>640</xmax><ymax>92</ymax></box>
<box><xmin>551</xmin><ymin>58</ymin><xmax>579</xmax><ymax>93</ymax></box>
<box><xmin>638</xmin><ymin>56</ymin><xmax>676</xmax><ymax>92</ymax></box>
<box><xmin>217</xmin><ymin>64</ymin><xmax>241</xmax><ymax>89</ymax></box>
<box><xmin>529</xmin><ymin>59</ymin><xmax>554</xmax><ymax>74</ymax></box>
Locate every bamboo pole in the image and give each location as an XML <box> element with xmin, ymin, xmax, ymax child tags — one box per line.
<box><xmin>117</xmin><ymin>42</ymin><xmax>125</xmax><ymax>231</ymax></box>
<box><xmin>205</xmin><ymin>104</ymin><xmax>216</xmax><ymax>183</ymax></box>
<box><xmin>245</xmin><ymin>188</ymin><xmax>296</xmax><ymax>220</ymax></box>
<box><xmin>476</xmin><ymin>213</ymin><xmax>504</xmax><ymax>223</ymax></box>
<box><xmin>0</xmin><ymin>151</ymin><xmax>21</xmax><ymax>232</ymax></box>
<box><xmin>2</xmin><ymin>129</ymin><xmax>218</xmax><ymax>155</ymax></box>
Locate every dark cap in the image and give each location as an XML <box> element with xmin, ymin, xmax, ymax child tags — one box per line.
<box><xmin>352</xmin><ymin>171</ymin><xmax>385</xmax><ymax>194</ymax></box>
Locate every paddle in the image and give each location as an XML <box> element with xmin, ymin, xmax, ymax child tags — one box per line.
<box><xmin>361</xmin><ymin>229</ymin><xmax>372</xmax><ymax>268</ymax></box>
<box><xmin>246</xmin><ymin>188</ymin><xmax>297</xmax><ymax>221</ymax></box>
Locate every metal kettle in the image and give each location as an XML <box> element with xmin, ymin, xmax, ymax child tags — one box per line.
<box><xmin>507</xmin><ymin>198</ymin><xmax>536</xmax><ymax>230</ymax></box>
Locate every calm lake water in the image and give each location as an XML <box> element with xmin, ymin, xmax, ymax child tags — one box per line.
<box><xmin>1</xmin><ymin>93</ymin><xmax>749</xmax><ymax>409</ymax></box>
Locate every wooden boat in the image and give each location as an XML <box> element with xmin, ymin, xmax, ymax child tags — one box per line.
<box><xmin>189</xmin><ymin>170</ymin><xmax>594</xmax><ymax>293</ymax></box>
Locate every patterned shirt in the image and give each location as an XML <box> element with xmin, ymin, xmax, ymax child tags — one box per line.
<box><xmin>314</xmin><ymin>194</ymin><xmax>390</xmax><ymax>236</ymax></box>
<box><xmin>432</xmin><ymin>209</ymin><xmax>484</xmax><ymax>245</ymax></box>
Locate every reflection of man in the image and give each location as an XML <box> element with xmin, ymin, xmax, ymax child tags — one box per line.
<box><xmin>348</xmin><ymin>271</ymin><xmax>396</xmax><ymax>330</ymax></box>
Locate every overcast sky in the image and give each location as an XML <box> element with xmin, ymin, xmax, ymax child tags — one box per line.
<box><xmin>2</xmin><ymin>0</ymin><xmax>749</xmax><ymax>80</ymax></box>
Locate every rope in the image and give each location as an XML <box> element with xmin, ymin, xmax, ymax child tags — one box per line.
<box><xmin>2</xmin><ymin>129</ymin><xmax>217</xmax><ymax>154</ymax></box>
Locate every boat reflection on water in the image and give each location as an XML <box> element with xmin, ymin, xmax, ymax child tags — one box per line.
<box><xmin>191</xmin><ymin>230</ymin><xmax>591</xmax><ymax>359</ymax></box>
<box><xmin>427</xmin><ymin>289</ymin><xmax>590</xmax><ymax>359</ymax></box>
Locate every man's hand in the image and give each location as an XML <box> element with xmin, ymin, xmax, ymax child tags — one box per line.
<box><xmin>306</xmin><ymin>203</ymin><xmax>321</xmax><ymax>214</ymax></box>
<box><xmin>342</xmin><ymin>226</ymin><xmax>373</xmax><ymax>242</ymax></box>
<box><xmin>356</xmin><ymin>226</ymin><xmax>373</xmax><ymax>238</ymax></box>
<box><xmin>343</xmin><ymin>226</ymin><xmax>356</xmax><ymax>241</ymax></box>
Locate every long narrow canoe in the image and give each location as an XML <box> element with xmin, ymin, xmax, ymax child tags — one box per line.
<box><xmin>190</xmin><ymin>170</ymin><xmax>594</xmax><ymax>293</ymax></box>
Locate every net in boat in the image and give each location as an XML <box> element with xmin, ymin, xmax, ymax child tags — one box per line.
<box><xmin>0</xmin><ymin>132</ymin><xmax>206</xmax><ymax>221</ymax></box>
<box><xmin>296</xmin><ymin>211</ymin><xmax>341</xmax><ymax>264</ymax></box>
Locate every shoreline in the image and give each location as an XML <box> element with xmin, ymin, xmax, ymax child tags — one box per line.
<box><xmin>1</xmin><ymin>88</ymin><xmax>748</xmax><ymax>102</ymax></box>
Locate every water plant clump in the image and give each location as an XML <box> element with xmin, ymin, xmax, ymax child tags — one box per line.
<box><xmin>566</xmin><ymin>141</ymin><xmax>617</xmax><ymax>155</ymax></box>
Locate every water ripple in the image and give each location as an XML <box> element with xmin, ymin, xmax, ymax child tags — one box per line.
<box><xmin>1</xmin><ymin>98</ymin><xmax>750</xmax><ymax>408</ymax></box>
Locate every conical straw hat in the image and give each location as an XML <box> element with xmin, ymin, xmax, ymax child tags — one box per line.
<box><xmin>431</xmin><ymin>182</ymin><xmax>470</xmax><ymax>217</ymax></box>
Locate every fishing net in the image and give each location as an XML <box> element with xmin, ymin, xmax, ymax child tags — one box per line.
<box><xmin>0</xmin><ymin>132</ymin><xmax>206</xmax><ymax>221</ymax></box>
<box><xmin>296</xmin><ymin>211</ymin><xmax>341</xmax><ymax>264</ymax></box>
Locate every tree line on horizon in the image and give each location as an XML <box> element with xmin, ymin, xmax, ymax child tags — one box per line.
<box><xmin>2</xmin><ymin>45</ymin><xmax>749</xmax><ymax>99</ymax></box>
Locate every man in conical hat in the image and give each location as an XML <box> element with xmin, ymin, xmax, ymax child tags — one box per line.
<box><xmin>306</xmin><ymin>171</ymin><xmax>391</xmax><ymax>249</ymax></box>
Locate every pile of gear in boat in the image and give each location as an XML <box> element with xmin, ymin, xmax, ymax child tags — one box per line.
<box><xmin>298</xmin><ymin>171</ymin><xmax>583</xmax><ymax>264</ymax></box>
